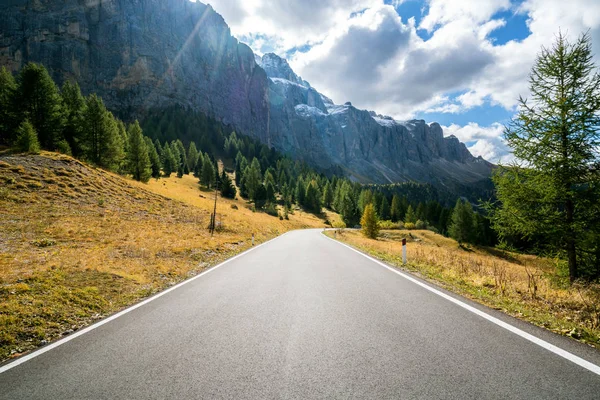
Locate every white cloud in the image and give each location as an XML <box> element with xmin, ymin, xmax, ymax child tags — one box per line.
<box><xmin>443</xmin><ymin>122</ymin><xmax>512</xmax><ymax>163</ymax></box>
<box><xmin>207</xmin><ymin>0</ymin><xmax>381</xmax><ymax>52</ymax></box>
<box><xmin>420</xmin><ymin>0</ymin><xmax>510</xmax><ymax>32</ymax></box>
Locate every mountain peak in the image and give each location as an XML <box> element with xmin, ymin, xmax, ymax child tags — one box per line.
<box><xmin>257</xmin><ymin>53</ymin><xmax>310</xmax><ymax>87</ymax></box>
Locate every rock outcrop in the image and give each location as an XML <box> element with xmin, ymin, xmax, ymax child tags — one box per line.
<box><xmin>0</xmin><ymin>0</ymin><xmax>493</xmax><ymax>187</ymax></box>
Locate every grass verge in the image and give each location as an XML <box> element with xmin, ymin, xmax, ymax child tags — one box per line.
<box><xmin>325</xmin><ymin>229</ymin><xmax>600</xmax><ymax>348</ymax></box>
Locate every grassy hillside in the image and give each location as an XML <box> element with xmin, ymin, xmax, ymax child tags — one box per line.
<box><xmin>0</xmin><ymin>152</ymin><xmax>337</xmax><ymax>362</ymax></box>
<box><xmin>326</xmin><ymin>229</ymin><xmax>600</xmax><ymax>347</ymax></box>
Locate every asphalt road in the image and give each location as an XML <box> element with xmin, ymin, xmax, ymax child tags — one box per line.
<box><xmin>1</xmin><ymin>229</ymin><xmax>600</xmax><ymax>399</ymax></box>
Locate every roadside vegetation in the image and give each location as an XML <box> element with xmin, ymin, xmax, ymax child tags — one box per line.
<box><xmin>326</xmin><ymin>228</ymin><xmax>600</xmax><ymax>347</ymax></box>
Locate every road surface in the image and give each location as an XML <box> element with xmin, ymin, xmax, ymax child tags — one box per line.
<box><xmin>1</xmin><ymin>229</ymin><xmax>600</xmax><ymax>399</ymax></box>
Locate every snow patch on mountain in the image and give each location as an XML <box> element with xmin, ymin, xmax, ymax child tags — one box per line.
<box><xmin>294</xmin><ymin>104</ymin><xmax>327</xmax><ymax>118</ymax></box>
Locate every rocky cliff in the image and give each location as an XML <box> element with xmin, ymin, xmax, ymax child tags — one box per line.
<box><xmin>0</xmin><ymin>0</ymin><xmax>493</xmax><ymax>186</ymax></box>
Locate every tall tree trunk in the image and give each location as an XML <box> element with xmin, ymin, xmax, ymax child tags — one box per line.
<box><xmin>565</xmin><ymin>198</ymin><xmax>578</xmax><ymax>282</ymax></box>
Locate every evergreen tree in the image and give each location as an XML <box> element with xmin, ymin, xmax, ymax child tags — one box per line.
<box><xmin>234</xmin><ymin>151</ymin><xmax>248</xmax><ymax>186</ymax></box>
<box><xmin>187</xmin><ymin>142</ymin><xmax>199</xmax><ymax>172</ymax></box>
<box><xmin>390</xmin><ymin>195</ymin><xmax>403</xmax><ymax>222</ymax></box>
<box><xmin>144</xmin><ymin>137</ymin><xmax>162</xmax><ymax>179</ymax></box>
<box><xmin>116</xmin><ymin>120</ymin><xmax>128</xmax><ymax>173</ymax></box>
<box><xmin>220</xmin><ymin>170</ymin><xmax>236</xmax><ymax>199</ymax></box>
<box><xmin>295</xmin><ymin>177</ymin><xmax>306</xmax><ymax>206</ymax></box>
<box><xmin>161</xmin><ymin>144</ymin><xmax>175</xmax><ymax>177</ymax></box>
<box><xmin>81</xmin><ymin>94</ymin><xmax>123</xmax><ymax>171</ymax></box>
<box><xmin>61</xmin><ymin>81</ymin><xmax>85</xmax><ymax>156</ymax></box>
<box><xmin>266</xmin><ymin>181</ymin><xmax>276</xmax><ymax>204</ymax></box>
<box><xmin>358</xmin><ymin>189</ymin><xmax>373</xmax><ymax>214</ymax></box>
<box><xmin>15</xmin><ymin>120</ymin><xmax>40</xmax><ymax>154</ymax></box>
<box><xmin>339</xmin><ymin>181</ymin><xmax>360</xmax><ymax>226</ymax></box>
<box><xmin>449</xmin><ymin>199</ymin><xmax>475</xmax><ymax>245</ymax></box>
<box><xmin>175</xmin><ymin>139</ymin><xmax>187</xmax><ymax>174</ymax></box>
<box><xmin>304</xmin><ymin>180</ymin><xmax>322</xmax><ymax>214</ymax></box>
<box><xmin>126</xmin><ymin>121</ymin><xmax>151</xmax><ymax>183</ymax></box>
<box><xmin>14</xmin><ymin>63</ymin><xmax>64</xmax><ymax>149</ymax></box>
<box><xmin>405</xmin><ymin>205</ymin><xmax>417</xmax><ymax>223</ymax></box>
<box><xmin>488</xmin><ymin>32</ymin><xmax>600</xmax><ymax>281</ymax></box>
<box><xmin>0</xmin><ymin>67</ymin><xmax>16</xmax><ymax>144</ymax></box>
<box><xmin>245</xmin><ymin>158</ymin><xmax>262</xmax><ymax>200</ymax></box>
<box><xmin>254</xmin><ymin>184</ymin><xmax>268</xmax><ymax>209</ymax></box>
<box><xmin>361</xmin><ymin>203</ymin><xmax>380</xmax><ymax>239</ymax></box>
<box><xmin>379</xmin><ymin>196</ymin><xmax>391</xmax><ymax>221</ymax></box>
<box><xmin>322</xmin><ymin>181</ymin><xmax>334</xmax><ymax>209</ymax></box>
<box><xmin>200</xmin><ymin>157</ymin><xmax>216</xmax><ymax>188</ymax></box>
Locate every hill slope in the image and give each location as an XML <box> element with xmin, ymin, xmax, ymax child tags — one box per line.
<box><xmin>0</xmin><ymin>152</ymin><xmax>333</xmax><ymax>361</ymax></box>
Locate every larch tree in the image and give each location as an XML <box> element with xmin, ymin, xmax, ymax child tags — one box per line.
<box><xmin>489</xmin><ymin>32</ymin><xmax>600</xmax><ymax>282</ymax></box>
<box><xmin>448</xmin><ymin>199</ymin><xmax>475</xmax><ymax>245</ymax></box>
<box><xmin>0</xmin><ymin>67</ymin><xmax>17</xmax><ymax>145</ymax></box>
<box><xmin>14</xmin><ymin>63</ymin><xmax>64</xmax><ymax>149</ymax></box>
<box><xmin>361</xmin><ymin>203</ymin><xmax>380</xmax><ymax>239</ymax></box>
<box><xmin>126</xmin><ymin>121</ymin><xmax>151</xmax><ymax>183</ymax></box>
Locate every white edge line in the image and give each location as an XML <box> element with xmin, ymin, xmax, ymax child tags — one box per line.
<box><xmin>324</xmin><ymin>233</ymin><xmax>600</xmax><ymax>377</ymax></box>
<box><xmin>0</xmin><ymin>232</ymin><xmax>289</xmax><ymax>374</ymax></box>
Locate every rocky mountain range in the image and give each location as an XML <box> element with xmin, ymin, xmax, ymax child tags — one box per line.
<box><xmin>0</xmin><ymin>0</ymin><xmax>493</xmax><ymax>188</ymax></box>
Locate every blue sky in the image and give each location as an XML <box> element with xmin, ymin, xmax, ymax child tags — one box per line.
<box><xmin>207</xmin><ymin>0</ymin><xmax>600</xmax><ymax>162</ymax></box>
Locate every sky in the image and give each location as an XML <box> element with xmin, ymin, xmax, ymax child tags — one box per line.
<box><xmin>204</xmin><ymin>0</ymin><xmax>600</xmax><ymax>163</ymax></box>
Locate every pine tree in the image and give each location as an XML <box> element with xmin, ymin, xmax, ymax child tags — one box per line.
<box><xmin>14</xmin><ymin>63</ymin><xmax>64</xmax><ymax>149</ymax></box>
<box><xmin>488</xmin><ymin>32</ymin><xmax>600</xmax><ymax>281</ymax></box>
<box><xmin>405</xmin><ymin>205</ymin><xmax>417</xmax><ymax>223</ymax></box>
<box><xmin>266</xmin><ymin>181</ymin><xmax>276</xmax><ymax>204</ymax></box>
<box><xmin>304</xmin><ymin>180</ymin><xmax>322</xmax><ymax>213</ymax></box>
<box><xmin>322</xmin><ymin>181</ymin><xmax>334</xmax><ymax>209</ymax></box>
<box><xmin>161</xmin><ymin>144</ymin><xmax>175</xmax><ymax>177</ymax></box>
<box><xmin>174</xmin><ymin>139</ymin><xmax>187</xmax><ymax>174</ymax></box>
<box><xmin>187</xmin><ymin>142</ymin><xmax>199</xmax><ymax>172</ymax></box>
<box><xmin>234</xmin><ymin>151</ymin><xmax>247</xmax><ymax>186</ymax></box>
<box><xmin>200</xmin><ymin>157</ymin><xmax>215</xmax><ymax>188</ymax></box>
<box><xmin>219</xmin><ymin>170</ymin><xmax>236</xmax><ymax>199</ymax></box>
<box><xmin>380</xmin><ymin>196</ymin><xmax>391</xmax><ymax>221</ymax></box>
<box><xmin>390</xmin><ymin>195</ymin><xmax>402</xmax><ymax>222</ymax></box>
<box><xmin>0</xmin><ymin>67</ymin><xmax>17</xmax><ymax>145</ymax></box>
<box><xmin>339</xmin><ymin>181</ymin><xmax>360</xmax><ymax>227</ymax></box>
<box><xmin>126</xmin><ymin>121</ymin><xmax>151</xmax><ymax>183</ymax></box>
<box><xmin>295</xmin><ymin>177</ymin><xmax>306</xmax><ymax>206</ymax></box>
<box><xmin>245</xmin><ymin>158</ymin><xmax>262</xmax><ymax>200</ymax></box>
<box><xmin>361</xmin><ymin>204</ymin><xmax>380</xmax><ymax>239</ymax></box>
<box><xmin>449</xmin><ymin>199</ymin><xmax>475</xmax><ymax>245</ymax></box>
<box><xmin>15</xmin><ymin>120</ymin><xmax>40</xmax><ymax>154</ymax></box>
<box><xmin>145</xmin><ymin>137</ymin><xmax>162</xmax><ymax>179</ymax></box>
<box><xmin>61</xmin><ymin>81</ymin><xmax>85</xmax><ymax>157</ymax></box>
<box><xmin>358</xmin><ymin>189</ymin><xmax>373</xmax><ymax>214</ymax></box>
<box><xmin>81</xmin><ymin>94</ymin><xmax>123</xmax><ymax>171</ymax></box>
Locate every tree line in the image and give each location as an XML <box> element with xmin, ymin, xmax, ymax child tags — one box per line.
<box><xmin>0</xmin><ymin>63</ymin><xmax>497</xmax><ymax>252</ymax></box>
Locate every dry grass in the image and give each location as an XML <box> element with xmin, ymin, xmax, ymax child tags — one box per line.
<box><xmin>327</xmin><ymin>229</ymin><xmax>600</xmax><ymax>347</ymax></box>
<box><xmin>0</xmin><ymin>152</ymin><xmax>335</xmax><ymax>361</ymax></box>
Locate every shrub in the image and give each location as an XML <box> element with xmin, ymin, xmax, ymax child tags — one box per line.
<box><xmin>264</xmin><ymin>203</ymin><xmax>278</xmax><ymax>217</ymax></box>
<box><xmin>404</xmin><ymin>222</ymin><xmax>416</xmax><ymax>230</ymax></box>
<box><xmin>415</xmin><ymin>220</ymin><xmax>427</xmax><ymax>229</ymax></box>
<box><xmin>397</xmin><ymin>221</ymin><xmax>405</xmax><ymax>229</ymax></box>
<box><xmin>379</xmin><ymin>220</ymin><xmax>400</xmax><ymax>230</ymax></box>
<box><xmin>15</xmin><ymin>120</ymin><xmax>41</xmax><ymax>154</ymax></box>
<box><xmin>55</xmin><ymin>139</ymin><xmax>72</xmax><ymax>155</ymax></box>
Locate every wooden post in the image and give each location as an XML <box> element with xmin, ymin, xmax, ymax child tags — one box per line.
<box><xmin>402</xmin><ymin>238</ymin><xmax>407</xmax><ymax>264</ymax></box>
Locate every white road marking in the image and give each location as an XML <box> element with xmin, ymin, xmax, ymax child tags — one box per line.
<box><xmin>0</xmin><ymin>232</ymin><xmax>289</xmax><ymax>374</ymax></box>
<box><xmin>325</xmin><ymin>234</ymin><xmax>600</xmax><ymax>377</ymax></box>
